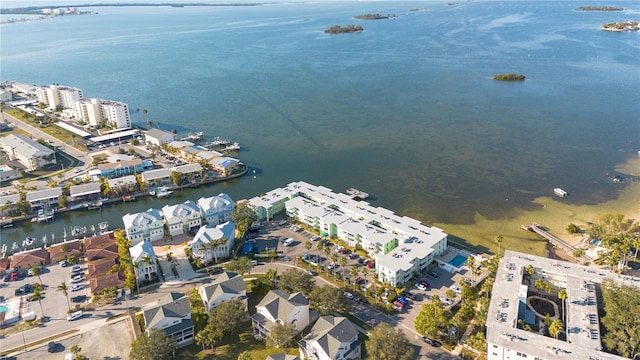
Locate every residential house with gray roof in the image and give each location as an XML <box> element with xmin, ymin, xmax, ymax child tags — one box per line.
<box><xmin>197</xmin><ymin>193</ymin><xmax>235</xmax><ymax>225</ymax></box>
<box><xmin>122</xmin><ymin>208</ymin><xmax>165</xmax><ymax>244</ymax></box>
<box><xmin>188</xmin><ymin>222</ymin><xmax>235</xmax><ymax>264</ymax></box>
<box><xmin>199</xmin><ymin>271</ymin><xmax>247</xmax><ymax>312</ymax></box>
<box><xmin>162</xmin><ymin>200</ymin><xmax>201</xmax><ymax>236</ymax></box>
<box><xmin>25</xmin><ymin>187</ymin><xmax>62</xmax><ymax>212</ymax></box>
<box><xmin>129</xmin><ymin>240</ymin><xmax>157</xmax><ymax>282</ymax></box>
<box><xmin>298</xmin><ymin>316</ymin><xmax>362</xmax><ymax>360</ymax></box>
<box><xmin>142</xmin><ymin>292</ymin><xmax>194</xmax><ymax>347</ymax></box>
<box><xmin>252</xmin><ymin>290</ymin><xmax>310</xmax><ymax>340</ymax></box>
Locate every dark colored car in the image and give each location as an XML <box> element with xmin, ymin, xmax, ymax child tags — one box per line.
<box><xmin>207</xmin><ymin>266</ymin><xmax>224</xmax><ymax>275</ymax></box>
<box><xmin>71</xmin><ymin>295</ymin><xmax>87</xmax><ymax>303</ymax></box>
<box><xmin>47</xmin><ymin>341</ymin><xmax>56</xmax><ymax>352</ymax></box>
<box><xmin>422</xmin><ymin>337</ymin><xmax>441</xmax><ymax>347</ymax></box>
<box><xmin>348</xmin><ymin>253</ymin><xmax>359</xmax><ymax>260</ymax></box>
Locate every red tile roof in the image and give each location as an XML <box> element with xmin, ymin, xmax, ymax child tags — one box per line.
<box><xmin>86</xmin><ymin>244</ymin><xmax>119</xmax><ymax>262</ymax></box>
<box><xmin>83</xmin><ymin>232</ymin><xmax>116</xmax><ymax>251</ymax></box>
<box><xmin>48</xmin><ymin>240</ymin><xmax>83</xmax><ymax>263</ymax></box>
<box><xmin>10</xmin><ymin>248</ymin><xmax>49</xmax><ymax>269</ymax></box>
<box><xmin>89</xmin><ymin>272</ymin><xmax>125</xmax><ymax>295</ymax></box>
<box><xmin>87</xmin><ymin>258</ymin><xmax>118</xmax><ymax>278</ymax></box>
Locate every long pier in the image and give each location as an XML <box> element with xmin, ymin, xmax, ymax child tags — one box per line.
<box><xmin>521</xmin><ymin>223</ymin><xmax>592</xmax><ymax>263</ymax></box>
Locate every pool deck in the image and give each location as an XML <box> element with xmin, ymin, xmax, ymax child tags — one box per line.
<box><xmin>0</xmin><ymin>297</ymin><xmax>21</xmax><ymax>325</ymax></box>
<box><xmin>436</xmin><ymin>247</ymin><xmax>476</xmax><ymax>273</ymax></box>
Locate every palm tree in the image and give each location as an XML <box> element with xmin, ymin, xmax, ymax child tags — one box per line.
<box><xmin>330</xmin><ymin>253</ymin><xmax>338</xmax><ymax>277</ymax></box>
<box><xmin>305</xmin><ymin>240</ymin><xmax>312</xmax><ymax>253</ymax></box>
<box><xmin>339</xmin><ymin>255</ymin><xmax>347</xmax><ymax>278</ymax></box>
<box><xmin>548</xmin><ymin>319</ymin><xmax>564</xmax><ymax>340</ymax></box>
<box><xmin>266</xmin><ymin>268</ymin><xmax>278</xmax><ymax>289</ymax></box>
<box><xmin>467</xmin><ymin>255</ymin><xmax>476</xmax><ymax>280</ymax></box>
<box><xmin>558</xmin><ymin>288</ymin><xmax>567</xmax><ymax>319</ymax></box>
<box><xmin>350</xmin><ymin>266</ymin><xmax>359</xmax><ymax>289</ymax></box>
<box><xmin>495</xmin><ymin>234</ymin><xmax>504</xmax><ymax>256</ymax></box>
<box><xmin>212</xmin><ymin>237</ymin><xmax>227</xmax><ymax>264</ymax></box>
<box><xmin>141</xmin><ymin>254</ymin><xmax>153</xmax><ymax>282</ymax></box>
<box><xmin>70</xmin><ymin>344</ymin><xmax>82</xmax><ymax>357</ymax></box>
<box><xmin>30</xmin><ymin>265</ymin><xmax>44</xmax><ymax>285</ymax></box>
<box><xmin>142</xmin><ymin>109</ymin><xmax>150</xmax><ymax>129</ymax></box>
<box><xmin>57</xmin><ymin>282</ymin><xmax>71</xmax><ymax>311</ymax></box>
<box><xmin>632</xmin><ymin>237</ymin><xmax>640</xmax><ymax>262</ymax></box>
<box><xmin>361</xmin><ymin>266</ymin><xmax>369</xmax><ymax>288</ymax></box>
<box><xmin>31</xmin><ymin>283</ymin><xmax>46</xmax><ymax>320</ymax></box>
<box><xmin>198</xmin><ymin>243</ymin><xmax>209</xmax><ymax>266</ymax></box>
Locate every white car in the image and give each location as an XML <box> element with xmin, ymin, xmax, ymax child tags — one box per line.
<box><xmin>67</xmin><ymin>311</ymin><xmax>83</xmax><ymax>321</ymax></box>
<box><xmin>71</xmin><ymin>275</ymin><xmax>85</xmax><ymax>284</ymax></box>
<box><xmin>343</xmin><ymin>291</ymin><xmax>354</xmax><ymax>300</ymax></box>
<box><xmin>450</xmin><ymin>285</ymin><xmax>462</xmax><ymax>294</ymax></box>
<box><xmin>310</xmin><ymin>235</ymin><xmax>320</xmax><ymax>241</ymax></box>
<box><xmin>415</xmin><ymin>283</ymin><xmax>428</xmax><ymax>291</ymax></box>
<box><xmin>441</xmin><ymin>297</ymin><xmax>453</xmax><ymax>306</ymax></box>
<box><xmin>70</xmin><ymin>265</ymin><xmax>83</xmax><ymax>273</ymax></box>
<box><xmin>335</xmin><ymin>246</ymin><xmax>344</xmax><ymax>253</ymax></box>
<box><xmin>70</xmin><ymin>284</ymin><xmax>84</xmax><ymax>292</ymax></box>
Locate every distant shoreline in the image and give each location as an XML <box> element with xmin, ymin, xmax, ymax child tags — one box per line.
<box><xmin>0</xmin><ymin>3</ymin><xmax>263</xmax><ymax>15</ymax></box>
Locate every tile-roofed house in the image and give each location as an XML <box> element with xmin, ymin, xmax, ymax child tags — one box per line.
<box><xmin>0</xmin><ymin>134</ymin><xmax>56</xmax><ymax>170</ymax></box>
<box><xmin>122</xmin><ymin>208</ymin><xmax>165</xmax><ymax>244</ymax></box>
<box><xmin>0</xmin><ymin>193</ymin><xmax>20</xmax><ymax>217</ymax></box>
<box><xmin>10</xmin><ymin>248</ymin><xmax>49</xmax><ymax>270</ymax></box>
<box><xmin>298</xmin><ymin>316</ymin><xmax>362</xmax><ymax>360</ymax></box>
<box><xmin>170</xmin><ymin>163</ymin><xmax>203</xmax><ymax>183</ymax></box>
<box><xmin>197</xmin><ymin>193</ymin><xmax>235</xmax><ymax>225</ymax></box>
<box><xmin>48</xmin><ymin>239</ymin><xmax>83</xmax><ymax>263</ymax></box>
<box><xmin>142</xmin><ymin>292</ymin><xmax>194</xmax><ymax>347</ymax></box>
<box><xmin>161</xmin><ymin>201</ymin><xmax>202</xmax><ymax>236</ymax></box>
<box><xmin>129</xmin><ymin>240</ymin><xmax>157</xmax><ymax>282</ymax></box>
<box><xmin>89</xmin><ymin>272</ymin><xmax>125</xmax><ymax>295</ymax></box>
<box><xmin>0</xmin><ymin>257</ymin><xmax>11</xmax><ymax>275</ymax></box>
<box><xmin>84</xmin><ymin>232</ymin><xmax>119</xmax><ymax>261</ymax></box>
<box><xmin>188</xmin><ymin>222</ymin><xmax>235</xmax><ymax>264</ymax></box>
<box><xmin>199</xmin><ymin>272</ymin><xmax>247</xmax><ymax>312</ymax></box>
<box><xmin>87</xmin><ymin>258</ymin><xmax>118</xmax><ymax>278</ymax></box>
<box><xmin>252</xmin><ymin>290</ymin><xmax>310</xmax><ymax>340</ymax></box>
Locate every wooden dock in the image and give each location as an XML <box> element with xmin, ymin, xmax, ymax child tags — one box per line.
<box><xmin>521</xmin><ymin>222</ymin><xmax>592</xmax><ymax>263</ymax></box>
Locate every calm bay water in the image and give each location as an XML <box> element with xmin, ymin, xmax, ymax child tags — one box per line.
<box><xmin>1</xmin><ymin>1</ymin><xmax>639</xmax><ymax>248</ymax></box>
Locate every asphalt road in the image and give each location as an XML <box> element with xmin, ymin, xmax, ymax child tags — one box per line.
<box><xmin>0</xmin><ymin>220</ymin><xmax>462</xmax><ymax>359</ymax></box>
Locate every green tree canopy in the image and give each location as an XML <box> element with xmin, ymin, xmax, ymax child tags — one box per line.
<box><xmin>225</xmin><ymin>256</ymin><xmax>253</xmax><ymax>275</ymax></box>
<box><xmin>129</xmin><ymin>328</ymin><xmax>178</xmax><ymax>360</ymax></box>
<box><xmin>208</xmin><ymin>299</ymin><xmax>246</xmax><ymax>337</ymax></box>
<box><xmin>267</xmin><ymin>322</ymin><xmax>297</xmax><ymax>349</ymax></box>
<box><xmin>366</xmin><ymin>322</ymin><xmax>414</xmax><ymax>360</ymax></box>
<box><xmin>231</xmin><ymin>202</ymin><xmax>257</xmax><ymax>235</ymax></box>
<box><xmin>415</xmin><ymin>296</ymin><xmax>451</xmax><ymax>337</ymax></box>
<box><xmin>277</xmin><ymin>268</ymin><xmax>314</xmax><ymax>296</ymax></box>
<box><xmin>309</xmin><ymin>286</ymin><xmax>351</xmax><ymax>315</ymax></box>
<box><xmin>600</xmin><ymin>278</ymin><xmax>640</xmax><ymax>358</ymax></box>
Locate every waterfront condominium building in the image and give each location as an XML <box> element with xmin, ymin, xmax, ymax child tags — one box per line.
<box><xmin>248</xmin><ymin>181</ymin><xmax>448</xmax><ymax>287</ymax></box>
<box><xmin>76</xmin><ymin>98</ymin><xmax>131</xmax><ymax>129</ymax></box>
<box><xmin>35</xmin><ymin>84</ymin><xmax>84</xmax><ymax>111</ymax></box>
<box><xmin>486</xmin><ymin>250</ymin><xmax>636</xmax><ymax>360</ymax></box>
<box><xmin>122</xmin><ymin>208</ymin><xmax>165</xmax><ymax>245</ymax></box>
<box><xmin>197</xmin><ymin>193</ymin><xmax>235</xmax><ymax>225</ymax></box>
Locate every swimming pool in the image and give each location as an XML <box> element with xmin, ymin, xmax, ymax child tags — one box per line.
<box><xmin>448</xmin><ymin>254</ymin><xmax>467</xmax><ymax>268</ymax></box>
<box><xmin>0</xmin><ymin>304</ymin><xmax>8</xmax><ymax>313</ymax></box>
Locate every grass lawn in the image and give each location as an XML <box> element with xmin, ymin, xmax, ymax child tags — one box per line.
<box><xmin>177</xmin><ymin>321</ymin><xmax>299</xmax><ymax>360</ymax></box>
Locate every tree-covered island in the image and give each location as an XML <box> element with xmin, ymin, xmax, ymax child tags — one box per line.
<box><xmin>576</xmin><ymin>6</ymin><xmax>624</xmax><ymax>11</ymax></box>
<box><xmin>324</xmin><ymin>25</ymin><xmax>364</xmax><ymax>34</ymax></box>
<box><xmin>601</xmin><ymin>20</ymin><xmax>640</xmax><ymax>32</ymax></box>
<box><xmin>353</xmin><ymin>13</ymin><xmax>396</xmax><ymax>20</ymax></box>
<box><xmin>493</xmin><ymin>73</ymin><xmax>526</xmax><ymax>81</ymax></box>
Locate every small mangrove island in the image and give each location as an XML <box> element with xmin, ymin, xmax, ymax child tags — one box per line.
<box><xmin>601</xmin><ymin>20</ymin><xmax>640</xmax><ymax>32</ymax></box>
<box><xmin>576</xmin><ymin>6</ymin><xmax>624</xmax><ymax>11</ymax></box>
<box><xmin>353</xmin><ymin>13</ymin><xmax>396</xmax><ymax>20</ymax></box>
<box><xmin>324</xmin><ymin>25</ymin><xmax>364</xmax><ymax>34</ymax></box>
<box><xmin>493</xmin><ymin>73</ymin><xmax>526</xmax><ymax>81</ymax></box>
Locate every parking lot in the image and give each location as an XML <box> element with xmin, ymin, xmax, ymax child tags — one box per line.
<box><xmin>1</xmin><ymin>261</ymin><xmax>91</xmax><ymax>323</ymax></box>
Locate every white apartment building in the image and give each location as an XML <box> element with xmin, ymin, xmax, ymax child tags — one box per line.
<box><xmin>76</xmin><ymin>98</ymin><xmax>131</xmax><ymax>129</ymax></box>
<box><xmin>35</xmin><ymin>84</ymin><xmax>84</xmax><ymax>111</ymax></box>
<box><xmin>248</xmin><ymin>181</ymin><xmax>448</xmax><ymax>287</ymax></box>
<box><xmin>197</xmin><ymin>193</ymin><xmax>235</xmax><ymax>225</ymax></box>
<box><xmin>162</xmin><ymin>200</ymin><xmax>202</xmax><ymax>236</ymax></box>
<box><xmin>122</xmin><ymin>208</ymin><xmax>165</xmax><ymax>244</ymax></box>
<box><xmin>487</xmin><ymin>250</ymin><xmax>635</xmax><ymax>360</ymax></box>
<box><xmin>0</xmin><ymin>134</ymin><xmax>57</xmax><ymax>171</ymax></box>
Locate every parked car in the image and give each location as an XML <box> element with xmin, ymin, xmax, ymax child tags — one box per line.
<box><xmin>70</xmin><ymin>265</ymin><xmax>83</xmax><ymax>273</ymax></box>
<box><xmin>47</xmin><ymin>341</ymin><xmax>56</xmax><ymax>352</ymax></box>
<box><xmin>450</xmin><ymin>285</ymin><xmax>462</xmax><ymax>294</ymax></box>
<box><xmin>441</xmin><ymin>297</ymin><xmax>453</xmax><ymax>306</ymax></box>
<box><xmin>348</xmin><ymin>253</ymin><xmax>359</xmax><ymax>260</ymax></box>
<box><xmin>396</xmin><ymin>296</ymin><xmax>409</xmax><ymax>305</ymax></box>
<box><xmin>70</xmin><ymin>284</ymin><xmax>84</xmax><ymax>292</ymax></box>
<box><xmin>422</xmin><ymin>337</ymin><xmax>441</xmax><ymax>347</ymax></box>
<box><xmin>59</xmin><ymin>260</ymin><xmax>68</xmax><ymax>267</ymax></box>
<box><xmin>304</xmin><ymin>270</ymin><xmax>318</xmax><ymax>276</ymax></box>
<box><xmin>67</xmin><ymin>311</ymin><xmax>83</xmax><ymax>321</ymax></box>
<box><xmin>71</xmin><ymin>295</ymin><xmax>87</xmax><ymax>303</ymax></box>
<box><xmin>71</xmin><ymin>275</ymin><xmax>85</xmax><ymax>284</ymax></box>
<box><xmin>428</xmin><ymin>270</ymin><xmax>440</xmax><ymax>278</ymax></box>
<box><xmin>366</xmin><ymin>261</ymin><xmax>375</xmax><ymax>269</ymax></box>
<box><xmin>310</xmin><ymin>235</ymin><xmax>320</xmax><ymax>241</ymax></box>
<box><xmin>343</xmin><ymin>291</ymin><xmax>354</xmax><ymax>300</ymax></box>
<box><xmin>392</xmin><ymin>300</ymin><xmax>405</xmax><ymax>310</ymax></box>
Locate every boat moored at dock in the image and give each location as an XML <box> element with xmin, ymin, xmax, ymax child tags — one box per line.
<box><xmin>346</xmin><ymin>188</ymin><xmax>369</xmax><ymax>200</ymax></box>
